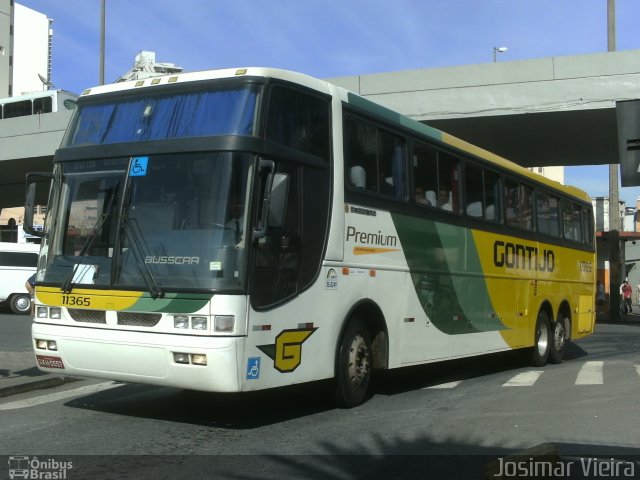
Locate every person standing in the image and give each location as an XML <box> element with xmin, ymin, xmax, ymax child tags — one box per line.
<box><xmin>621</xmin><ymin>280</ymin><xmax>633</xmax><ymax>315</ymax></box>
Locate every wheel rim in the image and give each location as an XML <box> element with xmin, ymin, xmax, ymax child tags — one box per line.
<box><xmin>347</xmin><ymin>333</ymin><xmax>370</xmax><ymax>387</ymax></box>
<box><xmin>553</xmin><ymin>321</ymin><xmax>566</xmax><ymax>352</ymax></box>
<box><xmin>536</xmin><ymin>318</ymin><xmax>549</xmax><ymax>357</ymax></box>
<box><xmin>14</xmin><ymin>296</ymin><xmax>30</xmax><ymax>312</ymax></box>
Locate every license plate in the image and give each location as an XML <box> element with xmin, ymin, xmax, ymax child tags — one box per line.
<box><xmin>36</xmin><ymin>355</ymin><xmax>65</xmax><ymax>369</ymax></box>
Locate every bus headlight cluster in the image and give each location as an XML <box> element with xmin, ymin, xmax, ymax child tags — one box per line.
<box><xmin>35</xmin><ymin>338</ymin><xmax>57</xmax><ymax>351</ymax></box>
<box><xmin>172</xmin><ymin>315</ymin><xmax>235</xmax><ymax>333</ymax></box>
<box><xmin>172</xmin><ymin>352</ymin><xmax>207</xmax><ymax>366</ymax></box>
<box><xmin>37</xmin><ymin>306</ymin><xmax>62</xmax><ymax>319</ymax></box>
<box><xmin>173</xmin><ymin>315</ymin><xmax>208</xmax><ymax>331</ymax></box>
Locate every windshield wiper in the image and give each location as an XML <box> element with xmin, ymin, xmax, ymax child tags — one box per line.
<box><xmin>120</xmin><ymin>214</ymin><xmax>165</xmax><ymax>299</ymax></box>
<box><xmin>117</xmin><ymin>182</ymin><xmax>164</xmax><ymax>299</ymax></box>
<box><xmin>61</xmin><ymin>184</ymin><xmax>119</xmax><ymax>294</ymax></box>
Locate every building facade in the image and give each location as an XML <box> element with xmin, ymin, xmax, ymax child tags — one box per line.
<box><xmin>0</xmin><ymin>0</ymin><xmax>52</xmax><ymax>98</ymax></box>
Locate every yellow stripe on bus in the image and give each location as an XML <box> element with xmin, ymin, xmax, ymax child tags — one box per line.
<box><xmin>35</xmin><ymin>286</ymin><xmax>143</xmax><ymax>310</ymax></box>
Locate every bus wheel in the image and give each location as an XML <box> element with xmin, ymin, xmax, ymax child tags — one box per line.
<box><xmin>10</xmin><ymin>294</ymin><xmax>32</xmax><ymax>315</ymax></box>
<box><xmin>549</xmin><ymin>316</ymin><xmax>568</xmax><ymax>364</ymax></box>
<box><xmin>335</xmin><ymin>318</ymin><xmax>372</xmax><ymax>408</ymax></box>
<box><xmin>530</xmin><ymin>310</ymin><xmax>550</xmax><ymax>367</ymax></box>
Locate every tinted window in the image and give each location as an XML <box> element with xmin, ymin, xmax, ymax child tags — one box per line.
<box><xmin>463</xmin><ymin>163</ymin><xmax>501</xmax><ymax>222</ymax></box>
<box><xmin>536</xmin><ymin>191</ymin><xmax>560</xmax><ymax>237</ymax></box>
<box><xmin>505</xmin><ymin>178</ymin><xmax>533</xmax><ymax>230</ymax></box>
<box><xmin>33</xmin><ymin>96</ymin><xmax>53</xmax><ymax>114</ymax></box>
<box><xmin>412</xmin><ymin>143</ymin><xmax>459</xmax><ymax>213</ymax></box>
<box><xmin>583</xmin><ymin>207</ymin><xmax>594</xmax><ymax>247</ymax></box>
<box><xmin>345</xmin><ymin>116</ymin><xmax>406</xmax><ymax>200</ymax></box>
<box><xmin>563</xmin><ymin>202</ymin><xmax>583</xmax><ymax>242</ymax></box>
<box><xmin>266</xmin><ymin>86</ymin><xmax>330</xmax><ymax>160</ymax></box>
<box><xmin>3</xmin><ymin>100</ymin><xmax>32</xmax><ymax>118</ymax></box>
<box><xmin>0</xmin><ymin>252</ymin><xmax>38</xmax><ymax>268</ymax></box>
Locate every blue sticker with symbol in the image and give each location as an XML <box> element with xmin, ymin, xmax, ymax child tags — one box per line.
<box><xmin>246</xmin><ymin>357</ymin><xmax>261</xmax><ymax>380</ymax></box>
<box><xmin>129</xmin><ymin>156</ymin><xmax>149</xmax><ymax>176</ymax></box>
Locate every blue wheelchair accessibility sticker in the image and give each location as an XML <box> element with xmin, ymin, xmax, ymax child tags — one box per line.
<box><xmin>246</xmin><ymin>357</ymin><xmax>261</xmax><ymax>380</ymax></box>
<box><xmin>129</xmin><ymin>156</ymin><xmax>149</xmax><ymax>176</ymax></box>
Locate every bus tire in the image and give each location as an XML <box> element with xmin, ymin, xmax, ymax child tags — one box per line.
<box><xmin>335</xmin><ymin>318</ymin><xmax>372</xmax><ymax>408</ymax></box>
<box><xmin>530</xmin><ymin>310</ymin><xmax>551</xmax><ymax>367</ymax></box>
<box><xmin>9</xmin><ymin>294</ymin><xmax>32</xmax><ymax>315</ymax></box>
<box><xmin>548</xmin><ymin>316</ymin><xmax>569</xmax><ymax>364</ymax></box>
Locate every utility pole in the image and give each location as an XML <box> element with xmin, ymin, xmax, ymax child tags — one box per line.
<box><xmin>607</xmin><ymin>0</ymin><xmax>621</xmax><ymax>320</ymax></box>
<box><xmin>99</xmin><ymin>0</ymin><xmax>105</xmax><ymax>85</ymax></box>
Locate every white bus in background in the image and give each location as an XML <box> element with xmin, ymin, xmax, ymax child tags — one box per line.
<box><xmin>0</xmin><ymin>242</ymin><xmax>39</xmax><ymax>315</ymax></box>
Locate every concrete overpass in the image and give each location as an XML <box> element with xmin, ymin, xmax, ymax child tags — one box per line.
<box><xmin>1</xmin><ymin>50</ymin><xmax>640</xmax><ymax>212</ymax></box>
<box><xmin>328</xmin><ymin>49</ymin><xmax>640</xmax><ymax>168</ymax></box>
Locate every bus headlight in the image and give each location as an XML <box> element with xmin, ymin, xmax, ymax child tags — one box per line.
<box><xmin>214</xmin><ymin>315</ymin><xmax>235</xmax><ymax>333</ymax></box>
<box><xmin>190</xmin><ymin>354</ymin><xmax>207</xmax><ymax>366</ymax></box>
<box><xmin>173</xmin><ymin>352</ymin><xmax>190</xmax><ymax>364</ymax></box>
<box><xmin>35</xmin><ymin>339</ymin><xmax>48</xmax><ymax>349</ymax></box>
<box><xmin>191</xmin><ymin>316</ymin><xmax>208</xmax><ymax>331</ymax></box>
<box><xmin>173</xmin><ymin>315</ymin><xmax>189</xmax><ymax>329</ymax></box>
<box><xmin>49</xmin><ymin>307</ymin><xmax>62</xmax><ymax>319</ymax></box>
<box><xmin>37</xmin><ymin>307</ymin><xmax>48</xmax><ymax>318</ymax></box>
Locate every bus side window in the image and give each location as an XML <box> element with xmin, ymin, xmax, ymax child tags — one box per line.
<box><xmin>562</xmin><ymin>201</ymin><xmax>583</xmax><ymax>242</ymax></box>
<box><xmin>505</xmin><ymin>178</ymin><xmax>533</xmax><ymax>230</ymax></box>
<box><xmin>344</xmin><ymin>116</ymin><xmax>376</xmax><ymax>192</ymax></box>
<box><xmin>438</xmin><ymin>152</ymin><xmax>459</xmax><ymax>213</ymax></box>
<box><xmin>464</xmin><ymin>163</ymin><xmax>484</xmax><ymax>217</ymax></box>
<box><xmin>378</xmin><ymin>131</ymin><xmax>405</xmax><ymax>199</ymax></box>
<box><xmin>536</xmin><ymin>191</ymin><xmax>560</xmax><ymax>237</ymax></box>
<box><xmin>265</xmin><ymin>86</ymin><xmax>330</xmax><ymax>161</ymax></box>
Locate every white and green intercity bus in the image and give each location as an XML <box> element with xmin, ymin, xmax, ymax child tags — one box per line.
<box><xmin>25</xmin><ymin>67</ymin><xmax>596</xmax><ymax>407</ymax></box>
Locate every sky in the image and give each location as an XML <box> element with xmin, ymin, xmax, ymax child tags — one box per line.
<box><xmin>15</xmin><ymin>0</ymin><xmax>640</xmax><ymax>206</ymax></box>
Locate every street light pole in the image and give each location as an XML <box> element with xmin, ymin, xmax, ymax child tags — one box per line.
<box><xmin>607</xmin><ymin>0</ymin><xmax>621</xmax><ymax>320</ymax></box>
<box><xmin>99</xmin><ymin>0</ymin><xmax>105</xmax><ymax>86</ymax></box>
<box><xmin>493</xmin><ymin>46</ymin><xmax>508</xmax><ymax>62</ymax></box>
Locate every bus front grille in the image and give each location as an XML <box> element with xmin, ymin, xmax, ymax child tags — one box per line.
<box><xmin>117</xmin><ymin>312</ymin><xmax>162</xmax><ymax>327</ymax></box>
<box><xmin>67</xmin><ymin>309</ymin><xmax>107</xmax><ymax>324</ymax></box>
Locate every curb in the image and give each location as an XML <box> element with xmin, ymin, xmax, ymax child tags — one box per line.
<box><xmin>0</xmin><ymin>376</ymin><xmax>80</xmax><ymax>399</ymax></box>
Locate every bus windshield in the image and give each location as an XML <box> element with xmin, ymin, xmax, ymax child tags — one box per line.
<box><xmin>64</xmin><ymin>84</ymin><xmax>259</xmax><ymax>146</ymax></box>
<box><xmin>41</xmin><ymin>152</ymin><xmax>253</xmax><ymax>292</ymax></box>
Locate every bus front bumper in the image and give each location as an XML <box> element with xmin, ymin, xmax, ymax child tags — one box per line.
<box><xmin>32</xmin><ymin>322</ymin><xmax>243</xmax><ymax>393</ymax></box>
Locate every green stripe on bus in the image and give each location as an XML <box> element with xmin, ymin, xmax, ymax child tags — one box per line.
<box><xmin>347</xmin><ymin>93</ymin><xmax>443</xmax><ymax>142</ymax></box>
<box><xmin>126</xmin><ymin>292</ymin><xmax>212</xmax><ymax>313</ymax></box>
<box><xmin>392</xmin><ymin>213</ymin><xmax>507</xmax><ymax>335</ymax></box>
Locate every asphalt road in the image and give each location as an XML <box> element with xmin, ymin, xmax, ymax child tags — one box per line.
<box><xmin>1</xmin><ymin>313</ymin><xmax>639</xmax><ymax>479</ymax></box>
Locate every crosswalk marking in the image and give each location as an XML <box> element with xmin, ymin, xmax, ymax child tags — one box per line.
<box><xmin>420</xmin><ymin>361</ymin><xmax>638</xmax><ymax>392</ymax></box>
<box><xmin>423</xmin><ymin>381</ymin><xmax>461</xmax><ymax>389</ymax></box>
<box><xmin>0</xmin><ymin>382</ymin><xmax>121</xmax><ymax>411</ymax></box>
<box><xmin>575</xmin><ymin>361</ymin><xmax>604</xmax><ymax>385</ymax></box>
<box><xmin>502</xmin><ymin>371</ymin><xmax>543</xmax><ymax>387</ymax></box>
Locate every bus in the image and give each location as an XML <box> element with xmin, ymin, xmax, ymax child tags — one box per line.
<box><xmin>24</xmin><ymin>67</ymin><xmax>595</xmax><ymax>407</ymax></box>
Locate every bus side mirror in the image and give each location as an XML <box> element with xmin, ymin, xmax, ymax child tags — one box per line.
<box><xmin>253</xmin><ymin>159</ymin><xmax>290</xmax><ymax>240</ymax></box>
<box><xmin>24</xmin><ymin>172</ymin><xmax>53</xmax><ymax>237</ymax></box>
<box><xmin>267</xmin><ymin>173</ymin><xmax>289</xmax><ymax>228</ymax></box>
